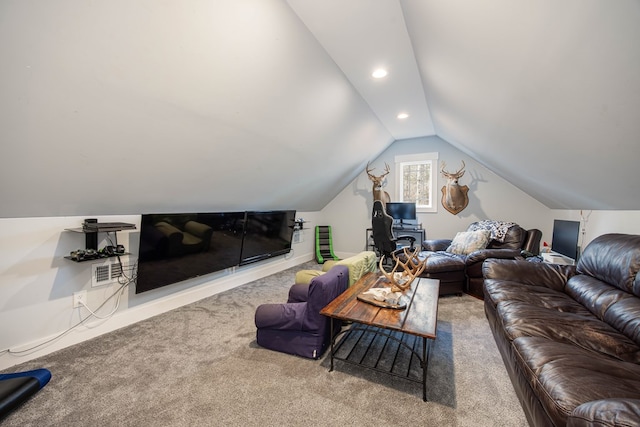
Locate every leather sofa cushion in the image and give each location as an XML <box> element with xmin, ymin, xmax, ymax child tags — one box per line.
<box><xmin>604</xmin><ymin>297</ymin><xmax>640</xmax><ymax>346</ymax></box>
<box><xmin>499</xmin><ymin>301</ymin><xmax>640</xmax><ymax>363</ymax></box>
<box><xmin>577</xmin><ymin>233</ymin><xmax>640</xmax><ymax>296</ymax></box>
<box><xmin>567</xmin><ymin>275</ymin><xmax>640</xmax><ymax>346</ymax></box>
<box><xmin>483</xmin><ymin>259</ymin><xmax>577</xmax><ymax>293</ymax></box>
<box><xmin>484</xmin><ymin>280</ymin><xmax>592</xmax><ymax>316</ymax></box>
<box><xmin>568</xmin><ymin>398</ymin><xmax>640</xmax><ymax>427</ymax></box>
<box><xmin>421</xmin><ymin>251</ymin><xmax>465</xmax><ymax>273</ymax></box>
<box><xmin>513</xmin><ymin>336</ymin><xmax>640</xmax><ymax>427</ymax></box>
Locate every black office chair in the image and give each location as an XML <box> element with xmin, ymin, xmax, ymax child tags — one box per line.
<box><xmin>371</xmin><ymin>200</ymin><xmax>416</xmax><ymax>263</ymax></box>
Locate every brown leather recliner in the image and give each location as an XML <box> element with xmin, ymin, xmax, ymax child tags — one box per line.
<box><xmin>421</xmin><ymin>221</ymin><xmax>542</xmax><ymax>299</ymax></box>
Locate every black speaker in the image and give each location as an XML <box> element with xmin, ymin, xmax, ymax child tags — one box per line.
<box><xmin>84</xmin><ymin>218</ymin><xmax>98</xmax><ymax>250</ymax></box>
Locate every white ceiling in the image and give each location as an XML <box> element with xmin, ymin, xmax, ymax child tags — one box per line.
<box><xmin>1</xmin><ymin>0</ymin><xmax>639</xmax><ymax>217</ymax></box>
<box><xmin>288</xmin><ymin>0</ymin><xmax>435</xmax><ymax>140</ymax></box>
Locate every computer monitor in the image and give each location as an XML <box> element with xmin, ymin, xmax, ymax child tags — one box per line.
<box><xmin>385</xmin><ymin>202</ymin><xmax>417</xmax><ymax>226</ymax></box>
<box><xmin>551</xmin><ymin>219</ymin><xmax>581</xmax><ymax>261</ymax></box>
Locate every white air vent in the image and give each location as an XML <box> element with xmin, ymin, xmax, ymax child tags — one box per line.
<box><xmin>91</xmin><ymin>258</ymin><xmax>133</xmax><ymax>287</ymax></box>
<box><xmin>95</xmin><ymin>264</ymin><xmax>110</xmax><ymax>283</ymax></box>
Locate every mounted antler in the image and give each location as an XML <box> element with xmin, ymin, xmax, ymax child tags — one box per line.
<box><xmin>440</xmin><ymin>160</ymin><xmax>469</xmax><ymax>215</ymax></box>
<box><xmin>366</xmin><ymin>161</ymin><xmax>390</xmax><ymax>185</ymax></box>
<box><xmin>440</xmin><ymin>160</ymin><xmax>466</xmax><ymax>182</ymax></box>
<box><xmin>379</xmin><ymin>247</ymin><xmax>427</xmax><ymax>292</ymax></box>
<box><xmin>366</xmin><ymin>161</ymin><xmax>391</xmax><ymax>204</ymax></box>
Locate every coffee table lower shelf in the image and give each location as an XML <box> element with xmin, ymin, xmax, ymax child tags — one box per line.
<box><xmin>328</xmin><ymin>320</ymin><xmax>433</xmax><ymax>401</ymax></box>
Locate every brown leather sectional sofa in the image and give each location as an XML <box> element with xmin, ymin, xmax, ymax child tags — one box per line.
<box><xmin>483</xmin><ymin>233</ymin><xmax>640</xmax><ymax>426</ymax></box>
<box><xmin>421</xmin><ymin>221</ymin><xmax>541</xmax><ymax>298</ymax></box>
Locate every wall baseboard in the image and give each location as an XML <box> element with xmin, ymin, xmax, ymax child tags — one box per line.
<box><xmin>0</xmin><ymin>252</ymin><xmax>313</xmax><ymax>370</ymax></box>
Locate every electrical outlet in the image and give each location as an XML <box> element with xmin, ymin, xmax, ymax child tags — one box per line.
<box><xmin>73</xmin><ymin>290</ymin><xmax>87</xmax><ymax>309</ymax></box>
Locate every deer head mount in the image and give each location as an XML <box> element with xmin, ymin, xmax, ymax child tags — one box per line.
<box><xmin>440</xmin><ymin>160</ymin><xmax>469</xmax><ymax>215</ymax></box>
<box><xmin>379</xmin><ymin>247</ymin><xmax>427</xmax><ymax>292</ymax></box>
<box><xmin>366</xmin><ymin>161</ymin><xmax>391</xmax><ymax>204</ymax></box>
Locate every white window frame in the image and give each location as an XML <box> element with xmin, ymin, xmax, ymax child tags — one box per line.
<box><xmin>395</xmin><ymin>152</ymin><xmax>439</xmax><ymax>213</ymax></box>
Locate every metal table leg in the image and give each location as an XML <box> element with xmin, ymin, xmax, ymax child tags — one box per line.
<box><xmin>329</xmin><ymin>317</ymin><xmax>335</xmax><ymax>372</ymax></box>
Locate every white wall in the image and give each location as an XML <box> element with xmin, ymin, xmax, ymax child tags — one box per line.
<box><xmin>322</xmin><ymin>136</ymin><xmax>552</xmax><ymax>253</ymax></box>
<box><xmin>3</xmin><ymin>136</ymin><xmax>640</xmax><ymax>371</ymax></box>
<box><xmin>322</xmin><ymin>136</ymin><xmax>640</xmax><ymax>256</ymax></box>
<box><xmin>0</xmin><ymin>211</ymin><xmax>320</xmax><ymax>370</ymax></box>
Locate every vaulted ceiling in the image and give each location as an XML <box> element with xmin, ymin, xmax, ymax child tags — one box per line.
<box><xmin>1</xmin><ymin>0</ymin><xmax>639</xmax><ymax>218</ymax></box>
<box><xmin>289</xmin><ymin>0</ymin><xmax>640</xmax><ymax>210</ymax></box>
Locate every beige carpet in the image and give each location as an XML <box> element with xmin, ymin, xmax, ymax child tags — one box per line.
<box><xmin>2</xmin><ymin>262</ymin><xmax>527</xmax><ymax>426</ymax></box>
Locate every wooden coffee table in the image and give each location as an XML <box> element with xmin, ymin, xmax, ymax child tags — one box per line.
<box><xmin>320</xmin><ymin>272</ymin><xmax>439</xmax><ymax>401</ymax></box>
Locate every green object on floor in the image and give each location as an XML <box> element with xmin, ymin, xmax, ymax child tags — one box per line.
<box><xmin>315</xmin><ymin>226</ymin><xmax>339</xmax><ymax>264</ymax></box>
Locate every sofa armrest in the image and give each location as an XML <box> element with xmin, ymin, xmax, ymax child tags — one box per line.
<box><xmin>288</xmin><ymin>283</ymin><xmax>310</xmax><ymax>303</ymax></box>
<box><xmin>254</xmin><ymin>302</ymin><xmax>306</xmax><ymax>330</ymax></box>
<box><xmin>422</xmin><ymin>239</ymin><xmax>452</xmax><ymax>252</ymax></box>
<box><xmin>567</xmin><ymin>399</ymin><xmax>640</xmax><ymax>427</ymax></box>
<box><xmin>483</xmin><ymin>259</ymin><xmax>577</xmax><ymax>292</ymax></box>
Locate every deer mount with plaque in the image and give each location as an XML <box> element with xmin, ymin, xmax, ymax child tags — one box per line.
<box><xmin>440</xmin><ymin>160</ymin><xmax>469</xmax><ymax>215</ymax></box>
<box><xmin>366</xmin><ymin>161</ymin><xmax>391</xmax><ymax>205</ymax></box>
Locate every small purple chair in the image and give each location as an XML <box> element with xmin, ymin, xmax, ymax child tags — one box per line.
<box><xmin>255</xmin><ymin>265</ymin><xmax>349</xmax><ymax>359</ymax></box>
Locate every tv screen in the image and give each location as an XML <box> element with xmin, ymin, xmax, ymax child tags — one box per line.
<box><xmin>551</xmin><ymin>219</ymin><xmax>580</xmax><ymax>260</ymax></box>
<box><xmin>385</xmin><ymin>202</ymin><xmax>417</xmax><ymax>222</ymax></box>
<box><xmin>240</xmin><ymin>210</ymin><xmax>296</xmax><ymax>265</ymax></box>
<box><xmin>137</xmin><ymin>212</ymin><xmax>245</xmax><ymax>293</ymax></box>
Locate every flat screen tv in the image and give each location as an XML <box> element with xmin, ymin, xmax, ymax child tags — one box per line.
<box><xmin>551</xmin><ymin>219</ymin><xmax>581</xmax><ymax>261</ymax></box>
<box><xmin>240</xmin><ymin>210</ymin><xmax>296</xmax><ymax>265</ymax></box>
<box><xmin>385</xmin><ymin>202</ymin><xmax>417</xmax><ymax>225</ymax></box>
<box><xmin>137</xmin><ymin>212</ymin><xmax>245</xmax><ymax>293</ymax></box>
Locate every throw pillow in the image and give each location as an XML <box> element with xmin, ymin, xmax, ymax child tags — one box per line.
<box><xmin>446</xmin><ymin>230</ymin><xmax>491</xmax><ymax>255</ymax></box>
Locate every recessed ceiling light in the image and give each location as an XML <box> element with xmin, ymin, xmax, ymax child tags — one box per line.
<box><xmin>397</xmin><ymin>113</ymin><xmax>409</xmax><ymax>119</ymax></box>
<box><xmin>372</xmin><ymin>68</ymin><xmax>388</xmax><ymax>79</ymax></box>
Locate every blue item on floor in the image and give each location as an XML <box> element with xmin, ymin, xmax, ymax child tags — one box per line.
<box><xmin>0</xmin><ymin>368</ymin><xmax>51</xmax><ymax>419</ymax></box>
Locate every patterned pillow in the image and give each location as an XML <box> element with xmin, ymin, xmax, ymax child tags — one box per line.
<box><xmin>446</xmin><ymin>230</ymin><xmax>491</xmax><ymax>255</ymax></box>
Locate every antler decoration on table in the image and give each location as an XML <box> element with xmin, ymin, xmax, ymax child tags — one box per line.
<box><xmin>379</xmin><ymin>247</ymin><xmax>427</xmax><ymax>292</ymax></box>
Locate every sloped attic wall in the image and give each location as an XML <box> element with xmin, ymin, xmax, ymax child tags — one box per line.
<box><xmin>402</xmin><ymin>0</ymin><xmax>640</xmax><ymax>210</ymax></box>
<box><xmin>0</xmin><ymin>0</ymin><xmax>393</xmax><ymax>218</ymax></box>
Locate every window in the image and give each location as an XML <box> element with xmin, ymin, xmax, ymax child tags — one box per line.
<box><xmin>395</xmin><ymin>153</ymin><xmax>438</xmax><ymax>213</ymax></box>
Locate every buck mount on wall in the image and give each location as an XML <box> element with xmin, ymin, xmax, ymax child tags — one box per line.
<box><xmin>366</xmin><ymin>159</ymin><xmax>470</xmax><ymax>215</ymax></box>
<box><xmin>366</xmin><ymin>162</ymin><xmax>391</xmax><ymax>205</ymax></box>
<box><xmin>440</xmin><ymin>160</ymin><xmax>469</xmax><ymax>215</ymax></box>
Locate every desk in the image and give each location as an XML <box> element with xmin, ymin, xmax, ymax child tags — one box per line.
<box><xmin>320</xmin><ymin>272</ymin><xmax>439</xmax><ymax>401</ymax></box>
<box><xmin>541</xmin><ymin>252</ymin><xmax>575</xmax><ymax>265</ymax></box>
<box><xmin>366</xmin><ymin>226</ymin><xmax>425</xmax><ymax>252</ymax></box>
